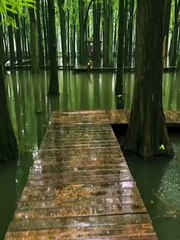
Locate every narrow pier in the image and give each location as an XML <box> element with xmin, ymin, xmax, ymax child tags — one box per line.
<box><xmin>5</xmin><ymin>111</ymin><xmax>160</xmax><ymax>239</ymax></box>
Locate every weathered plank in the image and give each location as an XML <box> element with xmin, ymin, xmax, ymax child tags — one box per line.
<box><xmin>5</xmin><ymin>111</ymin><xmax>158</xmax><ymax>240</ymax></box>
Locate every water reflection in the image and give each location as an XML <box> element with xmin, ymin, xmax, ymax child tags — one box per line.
<box><xmin>5</xmin><ymin>70</ymin><xmax>180</xmax><ymax>167</ymax></box>
<box><xmin>1</xmin><ymin>70</ymin><xmax>179</xmax><ymax>239</ymax></box>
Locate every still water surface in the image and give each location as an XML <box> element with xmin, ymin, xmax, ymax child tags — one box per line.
<box><xmin>0</xmin><ymin>71</ymin><xmax>180</xmax><ymax>239</ymax></box>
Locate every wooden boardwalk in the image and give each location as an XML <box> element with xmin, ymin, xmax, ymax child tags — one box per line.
<box><xmin>5</xmin><ymin>110</ymin><xmax>163</xmax><ymax>239</ymax></box>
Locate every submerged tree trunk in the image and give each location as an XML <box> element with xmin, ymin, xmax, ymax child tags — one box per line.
<box><xmin>0</xmin><ymin>37</ymin><xmax>18</xmax><ymax>162</ymax></box>
<box><xmin>47</xmin><ymin>0</ymin><xmax>59</xmax><ymax>95</ymax></box>
<box><xmin>123</xmin><ymin>0</ymin><xmax>174</xmax><ymax>158</ymax></box>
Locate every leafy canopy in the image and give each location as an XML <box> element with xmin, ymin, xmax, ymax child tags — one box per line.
<box><xmin>0</xmin><ymin>0</ymin><xmax>35</xmax><ymax>26</ymax></box>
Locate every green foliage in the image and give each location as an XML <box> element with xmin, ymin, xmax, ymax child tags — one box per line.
<box><xmin>0</xmin><ymin>0</ymin><xmax>35</xmax><ymax>26</ymax></box>
<box><xmin>63</xmin><ymin>0</ymin><xmax>79</xmax><ymax>26</ymax></box>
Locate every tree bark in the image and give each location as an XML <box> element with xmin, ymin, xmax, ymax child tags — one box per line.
<box><xmin>14</xmin><ymin>15</ymin><xmax>23</xmax><ymax>66</ymax></box>
<box><xmin>169</xmin><ymin>0</ymin><xmax>180</xmax><ymax>66</ymax></box>
<box><xmin>103</xmin><ymin>0</ymin><xmax>113</xmax><ymax>67</ymax></box>
<box><xmin>0</xmin><ymin>42</ymin><xmax>18</xmax><ymax>162</ymax></box>
<box><xmin>29</xmin><ymin>8</ymin><xmax>39</xmax><ymax>72</ymax></box>
<box><xmin>163</xmin><ymin>0</ymin><xmax>172</xmax><ymax>67</ymax></box>
<box><xmin>47</xmin><ymin>0</ymin><xmax>59</xmax><ymax>95</ymax></box>
<box><xmin>36</xmin><ymin>0</ymin><xmax>44</xmax><ymax>67</ymax></box>
<box><xmin>123</xmin><ymin>0</ymin><xmax>174</xmax><ymax>158</ymax></box>
<box><xmin>93</xmin><ymin>0</ymin><xmax>101</xmax><ymax>66</ymax></box>
<box><xmin>115</xmin><ymin>0</ymin><xmax>124</xmax><ymax>100</ymax></box>
<box><xmin>7</xmin><ymin>18</ymin><xmax>15</xmax><ymax>69</ymax></box>
<box><xmin>58</xmin><ymin>0</ymin><xmax>67</xmax><ymax>68</ymax></box>
<box><xmin>78</xmin><ymin>0</ymin><xmax>87</xmax><ymax>65</ymax></box>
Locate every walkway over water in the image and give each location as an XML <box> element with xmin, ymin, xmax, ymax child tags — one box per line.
<box><xmin>5</xmin><ymin>110</ymin><xmax>167</xmax><ymax>239</ymax></box>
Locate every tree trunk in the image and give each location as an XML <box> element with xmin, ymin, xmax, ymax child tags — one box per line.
<box><xmin>70</xmin><ymin>23</ymin><xmax>76</xmax><ymax>66</ymax></box>
<box><xmin>36</xmin><ymin>0</ymin><xmax>44</xmax><ymax>67</ymax></box>
<box><xmin>169</xmin><ymin>0</ymin><xmax>180</xmax><ymax>66</ymax></box>
<box><xmin>123</xmin><ymin>0</ymin><xmax>174</xmax><ymax>158</ymax></box>
<box><xmin>128</xmin><ymin>0</ymin><xmax>134</xmax><ymax>67</ymax></box>
<box><xmin>93</xmin><ymin>0</ymin><xmax>101</xmax><ymax>66</ymax></box>
<box><xmin>115</xmin><ymin>0</ymin><xmax>124</xmax><ymax>100</ymax></box>
<box><xmin>78</xmin><ymin>0</ymin><xmax>87</xmax><ymax>65</ymax></box>
<box><xmin>163</xmin><ymin>0</ymin><xmax>172</xmax><ymax>67</ymax></box>
<box><xmin>21</xmin><ymin>16</ymin><xmax>29</xmax><ymax>59</ymax></box>
<box><xmin>7</xmin><ymin>19</ymin><xmax>15</xmax><ymax>69</ymax></box>
<box><xmin>0</xmin><ymin>43</ymin><xmax>18</xmax><ymax>162</ymax></box>
<box><xmin>103</xmin><ymin>0</ymin><xmax>113</xmax><ymax>67</ymax></box>
<box><xmin>41</xmin><ymin>0</ymin><xmax>49</xmax><ymax>65</ymax></box>
<box><xmin>29</xmin><ymin>8</ymin><xmax>39</xmax><ymax>72</ymax></box>
<box><xmin>14</xmin><ymin>15</ymin><xmax>23</xmax><ymax>66</ymax></box>
<box><xmin>58</xmin><ymin>0</ymin><xmax>67</xmax><ymax>68</ymax></box>
<box><xmin>47</xmin><ymin>0</ymin><xmax>59</xmax><ymax>95</ymax></box>
<box><xmin>123</xmin><ymin>0</ymin><xmax>128</xmax><ymax>67</ymax></box>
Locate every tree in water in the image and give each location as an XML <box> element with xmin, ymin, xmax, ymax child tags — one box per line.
<box><xmin>123</xmin><ymin>0</ymin><xmax>174</xmax><ymax>158</ymax></box>
<box><xmin>47</xmin><ymin>0</ymin><xmax>59</xmax><ymax>95</ymax></box>
<box><xmin>0</xmin><ymin>0</ymin><xmax>35</xmax><ymax>163</ymax></box>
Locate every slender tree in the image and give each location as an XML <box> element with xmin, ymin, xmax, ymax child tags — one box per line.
<box><xmin>163</xmin><ymin>0</ymin><xmax>172</xmax><ymax>67</ymax></box>
<box><xmin>123</xmin><ymin>0</ymin><xmax>174</xmax><ymax>158</ymax></box>
<box><xmin>58</xmin><ymin>0</ymin><xmax>67</xmax><ymax>68</ymax></box>
<box><xmin>93</xmin><ymin>0</ymin><xmax>101</xmax><ymax>66</ymax></box>
<box><xmin>29</xmin><ymin>7</ymin><xmax>39</xmax><ymax>71</ymax></box>
<box><xmin>0</xmin><ymin>0</ymin><xmax>35</xmax><ymax>163</ymax></box>
<box><xmin>47</xmin><ymin>0</ymin><xmax>59</xmax><ymax>95</ymax></box>
<box><xmin>169</xmin><ymin>0</ymin><xmax>180</xmax><ymax>66</ymax></box>
<box><xmin>103</xmin><ymin>0</ymin><xmax>113</xmax><ymax>67</ymax></box>
<box><xmin>78</xmin><ymin>0</ymin><xmax>87</xmax><ymax>65</ymax></box>
<box><xmin>36</xmin><ymin>0</ymin><xmax>44</xmax><ymax>67</ymax></box>
<box><xmin>14</xmin><ymin>15</ymin><xmax>23</xmax><ymax>66</ymax></box>
<box><xmin>115</xmin><ymin>0</ymin><xmax>124</xmax><ymax>100</ymax></box>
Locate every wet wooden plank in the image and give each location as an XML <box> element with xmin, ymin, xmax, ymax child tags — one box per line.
<box><xmin>51</xmin><ymin>109</ymin><xmax>180</xmax><ymax>126</ymax></box>
<box><xmin>6</xmin><ymin>223</ymin><xmax>157</xmax><ymax>240</ymax></box>
<box><xmin>5</xmin><ymin>111</ymin><xmax>158</xmax><ymax>240</ymax></box>
<box><xmin>106</xmin><ymin>110</ymin><xmax>130</xmax><ymax>124</ymax></box>
<box><xmin>165</xmin><ymin>110</ymin><xmax>180</xmax><ymax>123</ymax></box>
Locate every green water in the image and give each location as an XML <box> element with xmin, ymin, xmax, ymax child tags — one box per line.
<box><xmin>0</xmin><ymin>70</ymin><xmax>179</xmax><ymax>239</ymax></box>
<box><xmin>120</xmin><ymin>135</ymin><xmax>180</xmax><ymax>240</ymax></box>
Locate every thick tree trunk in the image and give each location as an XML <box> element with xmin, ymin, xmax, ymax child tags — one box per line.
<box><xmin>47</xmin><ymin>0</ymin><xmax>59</xmax><ymax>95</ymax></box>
<box><xmin>123</xmin><ymin>0</ymin><xmax>174</xmax><ymax>158</ymax></box>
